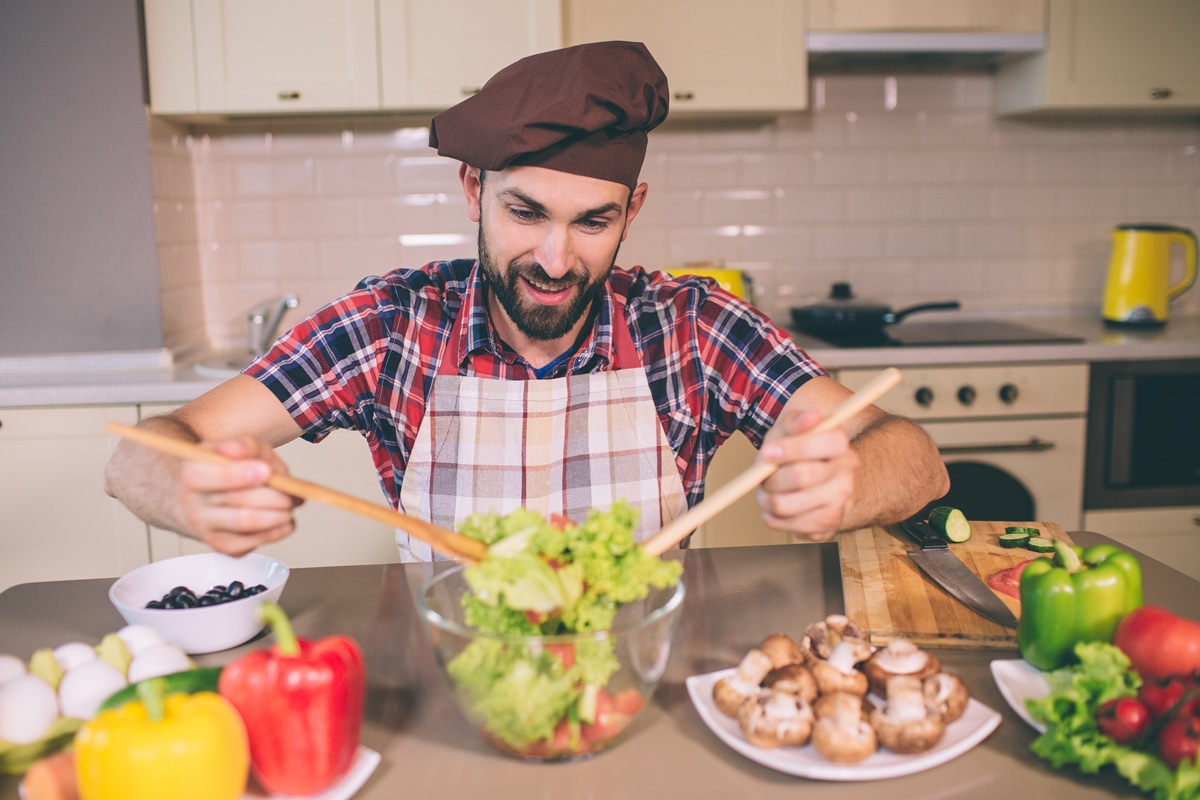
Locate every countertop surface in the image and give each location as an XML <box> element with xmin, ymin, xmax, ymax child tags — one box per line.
<box><xmin>2</xmin><ymin>311</ymin><xmax>1198</xmax><ymax>408</ymax></box>
<box><xmin>1</xmin><ymin>532</ymin><xmax>1194</xmax><ymax>799</ymax></box>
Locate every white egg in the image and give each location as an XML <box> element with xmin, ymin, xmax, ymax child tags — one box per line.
<box><xmin>0</xmin><ymin>654</ymin><xmax>26</xmax><ymax>687</ymax></box>
<box><xmin>117</xmin><ymin>624</ymin><xmax>167</xmax><ymax>657</ymax></box>
<box><xmin>58</xmin><ymin>659</ymin><xmax>128</xmax><ymax>720</ymax></box>
<box><xmin>0</xmin><ymin>675</ymin><xmax>60</xmax><ymax>744</ymax></box>
<box><xmin>126</xmin><ymin>643</ymin><xmax>190</xmax><ymax>684</ymax></box>
<box><xmin>52</xmin><ymin>642</ymin><xmax>97</xmax><ymax>672</ymax></box>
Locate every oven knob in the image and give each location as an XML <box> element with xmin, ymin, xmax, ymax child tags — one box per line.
<box><xmin>999</xmin><ymin>383</ymin><xmax>1019</xmax><ymax>404</ymax></box>
<box><xmin>914</xmin><ymin>387</ymin><xmax>934</xmax><ymax>407</ymax></box>
<box><xmin>957</xmin><ymin>385</ymin><xmax>976</xmax><ymax>406</ymax></box>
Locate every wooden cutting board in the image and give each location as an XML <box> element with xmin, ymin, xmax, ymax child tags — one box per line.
<box><xmin>839</xmin><ymin>521</ymin><xmax>1072</xmax><ymax>650</ymax></box>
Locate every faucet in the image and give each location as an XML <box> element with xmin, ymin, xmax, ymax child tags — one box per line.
<box><xmin>247</xmin><ymin>294</ymin><xmax>300</xmax><ymax>355</ymax></box>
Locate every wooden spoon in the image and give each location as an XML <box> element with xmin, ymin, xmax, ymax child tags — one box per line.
<box><xmin>106</xmin><ymin>421</ymin><xmax>487</xmax><ymax>564</ymax></box>
<box><xmin>641</xmin><ymin>367</ymin><xmax>903</xmax><ymax>556</ymax></box>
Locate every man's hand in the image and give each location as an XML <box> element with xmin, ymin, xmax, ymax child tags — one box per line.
<box><xmin>757</xmin><ymin>407</ymin><xmax>859</xmax><ymax>542</ymax></box>
<box><xmin>177</xmin><ymin>436</ymin><xmax>302</xmax><ymax>556</ymax></box>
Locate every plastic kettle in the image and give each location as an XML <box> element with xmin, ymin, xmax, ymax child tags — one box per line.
<box><xmin>1102</xmin><ymin>223</ymin><xmax>1197</xmax><ymax>326</ymax></box>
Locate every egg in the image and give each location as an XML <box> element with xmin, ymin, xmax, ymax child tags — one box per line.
<box><xmin>0</xmin><ymin>674</ymin><xmax>60</xmax><ymax>744</ymax></box>
<box><xmin>58</xmin><ymin>659</ymin><xmax>127</xmax><ymax>720</ymax></box>
<box><xmin>0</xmin><ymin>654</ymin><xmax>26</xmax><ymax>687</ymax></box>
<box><xmin>126</xmin><ymin>642</ymin><xmax>191</xmax><ymax>684</ymax></box>
<box><xmin>52</xmin><ymin>641</ymin><xmax>97</xmax><ymax>672</ymax></box>
<box><xmin>117</xmin><ymin>624</ymin><xmax>167</xmax><ymax>657</ymax></box>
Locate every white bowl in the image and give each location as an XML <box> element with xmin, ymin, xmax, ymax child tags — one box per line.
<box><xmin>109</xmin><ymin>552</ymin><xmax>289</xmax><ymax>655</ymax></box>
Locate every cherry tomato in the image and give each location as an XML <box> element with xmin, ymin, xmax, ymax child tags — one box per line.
<box><xmin>545</xmin><ymin>643</ymin><xmax>575</xmax><ymax>671</ymax></box>
<box><xmin>1114</xmin><ymin>606</ymin><xmax>1200</xmax><ymax>682</ymax></box>
<box><xmin>613</xmin><ymin>688</ymin><xmax>645</xmax><ymax>717</ymax></box>
<box><xmin>582</xmin><ymin>690</ymin><xmax>630</xmax><ymax>744</ymax></box>
<box><xmin>1139</xmin><ymin>676</ymin><xmax>1190</xmax><ymax>719</ymax></box>
<box><xmin>1158</xmin><ymin>715</ymin><xmax>1200</xmax><ymax>769</ymax></box>
<box><xmin>1095</xmin><ymin>697</ymin><xmax>1152</xmax><ymax>745</ymax></box>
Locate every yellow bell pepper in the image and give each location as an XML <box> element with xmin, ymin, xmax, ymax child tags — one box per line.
<box><xmin>74</xmin><ymin>677</ymin><xmax>249</xmax><ymax>800</ymax></box>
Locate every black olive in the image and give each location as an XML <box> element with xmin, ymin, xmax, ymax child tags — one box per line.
<box><xmin>227</xmin><ymin>581</ymin><xmax>245</xmax><ymax>599</ymax></box>
<box><xmin>197</xmin><ymin>595</ymin><xmax>219</xmax><ymax>606</ymax></box>
<box><xmin>145</xmin><ymin>600</ymin><xmax>165</xmax><ymax>609</ymax></box>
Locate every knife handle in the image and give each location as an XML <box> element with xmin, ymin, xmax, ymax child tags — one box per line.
<box><xmin>898</xmin><ymin>516</ymin><xmax>948</xmax><ymax>550</ymax></box>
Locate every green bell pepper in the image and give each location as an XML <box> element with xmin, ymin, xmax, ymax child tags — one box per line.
<box><xmin>1017</xmin><ymin>541</ymin><xmax>1144</xmax><ymax>671</ymax></box>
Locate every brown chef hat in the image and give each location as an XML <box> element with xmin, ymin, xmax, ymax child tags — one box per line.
<box><xmin>429</xmin><ymin>41</ymin><xmax>669</xmax><ymax>190</ymax></box>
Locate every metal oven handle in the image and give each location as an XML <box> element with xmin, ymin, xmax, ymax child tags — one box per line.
<box><xmin>937</xmin><ymin>437</ymin><xmax>1056</xmax><ymax>455</ymax></box>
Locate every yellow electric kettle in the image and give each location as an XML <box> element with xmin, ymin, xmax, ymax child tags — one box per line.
<box><xmin>1102</xmin><ymin>223</ymin><xmax>1197</xmax><ymax>326</ymax></box>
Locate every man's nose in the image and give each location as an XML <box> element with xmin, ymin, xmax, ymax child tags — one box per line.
<box><xmin>534</xmin><ymin>228</ymin><xmax>573</xmax><ymax>279</ymax></box>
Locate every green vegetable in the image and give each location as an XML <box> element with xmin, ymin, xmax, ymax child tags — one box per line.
<box><xmin>1026</xmin><ymin>536</ymin><xmax>1057</xmax><ymax>553</ymax></box>
<box><xmin>1027</xmin><ymin>642</ymin><xmax>1200</xmax><ymax>800</ymax></box>
<box><xmin>98</xmin><ymin>667</ymin><xmax>223</xmax><ymax>714</ymax></box>
<box><xmin>999</xmin><ymin>532</ymin><xmax>1031</xmax><ymax>548</ymax></box>
<box><xmin>448</xmin><ymin>502</ymin><xmax>680</xmax><ymax>749</ymax></box>
<box><xmin>1018</xmin><ymin>541</ymin><xmax>1145</xmax><ymax>671</ymax></box>
<box><xmin>927</xmin><ymin>506</ymin><xmax>971</xmax><ymax>543</ymax></box>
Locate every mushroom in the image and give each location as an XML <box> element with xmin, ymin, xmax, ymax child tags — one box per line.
<box><xmin>862</xmin><ymin>639</ymin><xmax>941</xmax><ymax>697</ymax></box>
<box><xmin>799</xmin><ymin>614</ymin><xmax>869</xmax><ymax>663</ymax></box>
<box><xmin>713</xmin><ymin>648</ymin><xmax>772</xmax><ymax>717</ymax></box>
<box><xmin>810</xmin><ymin>691</ymin><xmax>877</xmax><ymax>764</ymax></box>
<box><xmin>809</xmin><ymin>638</ymin><xmax>872</xmax><ymax>696</ymax></box>
<box><xmin>813</xmin><ymin>690</ymin><xmax>871</xmax><ymax>720</ymax></box>
<box><xmin>759</xmin><ymin>633</ymin><xmax>803</xmax><ymax>669</ymax></box>
<box><xmin>762</xmin><ymin>662</ymin><xmax>818</xmax><ymax>704</ymax></box>
<box><xmin>869</xmin><ymin>675</ymin><xmax>946</xmax><ymax>755</ymax></box>
<box><xmin>923</xmin><ymin>672</ymin><xmax>970</xmax><ymax>724</ymax></box>
<box><xmin>737</xmin><ymin>688</ymin><xmax>815</xmax><ymax>748</ymax></box>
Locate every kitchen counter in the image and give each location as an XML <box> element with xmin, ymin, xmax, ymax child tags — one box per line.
<box><xmin>2</xmin><ymin>312</ymin><xmax>1198</xmax><ymax>407</ymax></box>
<box><xmin>2</xmin><ymin>532</ymin><xmax>1196</xmax><ymax>799</ymax></box>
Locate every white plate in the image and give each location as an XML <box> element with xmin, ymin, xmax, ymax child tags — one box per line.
<box><xmin>989</xmin><ymin>659</ymin><xmax>1051</xmax><ymax>734</ymax></box>
<box><xmin>686</xmin><ymin>669</ymin><xmax>1001</xmax><ymax>781</ymax></box>
<box><xmin>245</xmin><ymin>747</ymin><xmax>381</xmax><ymax>800</ymax></box>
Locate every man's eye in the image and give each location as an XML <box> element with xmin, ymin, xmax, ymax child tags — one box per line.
<box><xmin>510</xmin><ymin>207</ymin><xmax>540</xmax><ymax>222</ymax></box>
<box><xmin>579</xmin><ymin>219</ymin><xmax>609</xmax><ymax>232</ymax></box>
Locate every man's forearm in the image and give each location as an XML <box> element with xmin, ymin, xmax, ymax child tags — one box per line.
<box><xmin>840</xmin><ymin>414</ymin><xmax>949</xmax><ymax>531</ymax></box>
<box><xmin>103</xmin><ymin>414</ymin><xmax>201</xmax><ymax>536</ymax></box>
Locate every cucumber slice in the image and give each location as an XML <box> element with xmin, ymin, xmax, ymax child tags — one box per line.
<box><xmin>926</xmin><ymin>506</ymin><xmax>972</xmax><ymax>543</ymax></box>
<box><xmin>999</xmin><ymin>532</ymin><xmax>1031</xmax><ymax>548</ymax></box>
<box><xmin>1026</xmin><ymin>536</ymin><xmax>1057</xmax><ymax>553</ymax></box>
<box><xmin>1005</xmin><ymin>525</ymin><xmax>1040</xmax><ymax>536</ymax></box>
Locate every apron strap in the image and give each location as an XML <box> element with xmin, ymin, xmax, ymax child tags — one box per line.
<box><xmin>438</xmin><ymin>287</ymin><xmax>639</xmax><ymax>377</ymax></box>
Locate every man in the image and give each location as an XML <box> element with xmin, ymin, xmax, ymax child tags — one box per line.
<box><xmin>105</xmin><ymin>42</ymin><xmax>948</xmax><ymax>561</ymax></box>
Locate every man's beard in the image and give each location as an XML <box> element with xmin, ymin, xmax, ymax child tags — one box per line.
<box><xmin>478</xmin><ymin>226</ymin><xmax>618</xmax><ymax>342</ymax></box>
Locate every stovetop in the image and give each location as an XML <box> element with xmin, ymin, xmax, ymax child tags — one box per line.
<box><xmin>797</xmin><ymin>319</ymin><xmax>1086</xmax><ymax>349</ymax></box>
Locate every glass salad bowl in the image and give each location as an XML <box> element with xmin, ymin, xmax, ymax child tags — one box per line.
<box><xmin>417</xmin><ymin>564</ymin><xmax>685</xmax><ymax>762</ymax></box>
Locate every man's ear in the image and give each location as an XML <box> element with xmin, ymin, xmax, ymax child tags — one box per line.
<box><xmin>621</xmin><ymin>182</ymin><xmax>649</xmax><ymax>242</ymax></box>
<box><xmin>460</xmin><ymin>164</ymin><xmax>482</xmax><ymax>222</ymax></box>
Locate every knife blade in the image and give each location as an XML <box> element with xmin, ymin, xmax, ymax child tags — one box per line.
<box><xmin>897</xmin><ymin>515</ymin><xmax>1019</xmax><ymax>630</ymax></box>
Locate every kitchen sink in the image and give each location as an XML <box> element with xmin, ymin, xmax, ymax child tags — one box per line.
<box><xmin>193</xmin><ymin>353</ymin><xmax>253</xmax><ymax>379</ymax></box>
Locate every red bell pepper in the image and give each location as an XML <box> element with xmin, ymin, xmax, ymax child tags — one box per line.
<box><xmin>218</xmin><ymin>602</ymin><xmax>365</xmax><ymax>796</ymax></box>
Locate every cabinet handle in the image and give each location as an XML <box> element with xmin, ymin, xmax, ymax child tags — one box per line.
<box><xmin>461</xmin><ymin>87</ymin><xmax>481</xmax><ymax>96</ymax></box>
<box><xmin>937</xmin><ymin>437</ymin><xmax>1055</xmax><ymax>455</ymax></box>
<box><xmin>1149</xmin><ymin>87</ymin><xmax>1173</xmax><ymax>100</ymax></box>
<box><xmin>277</xmin><ymin>91</ymin><xmax>301</xmax><ymax>101</ymax></box>
<box><xmin>674</xmin><ymin>90</ymin><xmax>695</xmax><ymax>101</ymax></box>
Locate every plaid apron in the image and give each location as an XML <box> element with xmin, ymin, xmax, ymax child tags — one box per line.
<box><xmin>396</xmin><ymin>300</ymin><xmax>688</xmax><ymax>562</ymax></box>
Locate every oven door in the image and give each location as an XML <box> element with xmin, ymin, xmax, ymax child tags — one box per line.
<box><xmin>921</xmin><ymin>417</ymin><xmax>1086</xmax><ymax>530</ymax></box>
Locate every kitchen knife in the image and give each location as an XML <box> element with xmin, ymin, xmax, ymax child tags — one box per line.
<box><xmin>897</xmin><ymin>515</ymin><xmax>1019</xmax><ymax>630</ymax></box>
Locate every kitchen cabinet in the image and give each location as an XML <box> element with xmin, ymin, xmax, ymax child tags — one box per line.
<box><xmin>995</xmin><ymin>0</ymin><xmax>1200</xmax><ymax>115</ymax></box>
<box><xmin>144</xmin><ymin>0</ymin><xmax>380</xmax><ymax>115</ymax></box>
<box><xmin>0</xmin><ymin>406</ymin><xmax>149</xmax><ymax>593</ymax></box>
<box><xmin>1083</xmin><ymin>506</ymin><xmax>1200</xmax><ymax>583</ymax></box>
<box><xmin>562</xmin><ymin>0</ymin><xmax>807</xmax><ymax>113</ymax></box>
<box><xmin>807</xmin><ymin>0</ymin><xmax>1046</xmax><ymax>33</ymax></box>
<box><xmin>378</xmin><ymin>0</ymin><xmax>561</xmax><ymax>110</ymax></box>
<box><xmin>141</xmin><ymin>404</ymin><xmax>397</xmax><ymax>567</ymax></box>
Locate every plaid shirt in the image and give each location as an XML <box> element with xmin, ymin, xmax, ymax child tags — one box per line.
<box><xmin>249</xmin><ymin>260</ymin><xmax>826</xmax><ymax>509</ymax></box>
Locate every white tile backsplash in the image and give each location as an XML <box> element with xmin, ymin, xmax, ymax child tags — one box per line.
<box><xmin>144</xmin><ymin>72</ymin><xmax>1200</xmax><ymax>353</ymax></box>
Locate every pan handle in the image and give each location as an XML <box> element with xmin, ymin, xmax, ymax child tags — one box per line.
<box><xmin>885</xmin><ymin>301</ymin><xmax>961</xmax><ymax>324</ymax></box>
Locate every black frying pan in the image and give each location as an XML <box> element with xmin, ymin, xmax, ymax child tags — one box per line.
<box><xmin>790</xmin><ymin>282</ymin><xmax>960</xmax><ymax>336</ymax></box>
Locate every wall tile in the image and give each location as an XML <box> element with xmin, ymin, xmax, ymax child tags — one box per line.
<box><xmin>702</xmin><ymin>190</ymin><xmax>774</xmax><ymax>225</ymax></box>
<box><xmin>813</xmin><ymin>150</ymin><xmax>886</xmax><ymax>185</ymax></box>
<box><xmin>814</xmin><ymin>225</ymin><xmax>884</xmax><ymax>259</ymax></box>
<box><xmin>847</xmin><ymin>188</ymin><xmax>918</xmax><ymax>221</ymax></box>
<box><xmin>317</xmin><ymin>156</ymin><xmax>398</xmax><ymax>196</ymax></box>
<box><xmin>317</xmin><ymin>237</ymin><xmax>401</xmax><ymax>279</ymax></box>
<box><xmin>233</xmin><ymin>160</ymin><xmax>315</xmax><ymax>197</ymax></box>
<box><xmin>920</xmin><ymin>187</ymin><xmax>988</xmax><ymax>220</ymax></box>
<box><xmin>275</xmin><ymin>198</ymin><xmax>358</xmax><ymax>238</ymax></box>
<box><xmin>357</xmin><ymin>195</ymin><xmax>443</xmax><ymax>237</ymax></box>
<box><xmin>239</xmin><ymin>240</ymin><xmax>319</xmax><ymax>281</ymax></box>
<box><xmin>776</xmin><ymin>188</ymin><xmax>846</xmax><ymax>224</ymax></box>
<box><xmin>886</xmin><ymin>223</ymin><xmax>957</xmax><ymax>257</ymax></box>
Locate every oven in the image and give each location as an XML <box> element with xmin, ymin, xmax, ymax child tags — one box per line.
<box><xmin>839</xmin><ymin>363</ymin><xmax>1090</xmax><ymax>529</ymax></box>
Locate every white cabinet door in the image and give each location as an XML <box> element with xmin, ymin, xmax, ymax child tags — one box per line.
<box><xmin>807</xmin><ymin>0</ymin><xmax>1046</xmax><ymax>32</ymax></box>
<box><xmin>563</xmin><ymin>0</ymin><xmax>808</xmax><ymax>113</ymax></box>
<box><xmin>145</xmin><ymin>0</ymin><xmax>380</xmax><ymax>115</ymax></box>
<box><xmin>379</xmin><ymin>0</ymin><xmax>561</xmax><ymax>110</ymax></box>
<box><xmin>0</xmin><ymin>406</ymin><xmax>149</xmax><ymax>592</ymax></box>
<box><xmin>140</xmin><ymin>405</ymin><xmax>397</xmax><ymax>567</ymax></box>
<box><xmin>1083</xmin><ymin>507</ymin><xmax>1200</xmax><ymax>584</ymax></box>
<box><xmin>996</xmin><ymin>0</ymin><xmax>1200</xmax><ymax>114</ymax></box>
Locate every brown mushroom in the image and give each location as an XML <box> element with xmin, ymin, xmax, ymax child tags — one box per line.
<box><xmin>759</xmin><ymin>633</ymin><xmax>803</xmax><ymax>669</ymax></box>
<box><xmin>923</xmin><ymin>672</ymin><xmax>970</xmax><ymax>724</ymax></box>
<box><xmin>799</xmin><ymin>614</ymin><xmax>869</xmax><ymax>663</ymax></box>
<box><xmin>809</xmin><ymin>638</ymin><xmax>872</xmax><ymax>696</ymax></box>
<box><xmin>810</xmin><ymin>691</ymin><xmax>877</xmax><ymax>764</ymax></box>
<box><xmin>862</xmin><ymin>639</ymin><xmax>941</xmax><ymax>697</ymax></box>
<box><xmin>813</xmin><ymin>690</ymin><xmax>868</xmax><ymax>720</ymax></box>
<box><xmin>713</xmin><ymin>648</ymin><xmax>772</xmax><ymax>717</ymax></box>
<box><xmin>869</xmin><ymin>675</ymin><xmax>946</xmax><ymax>755</ymax></box>
<box><xmin>762</xmin><ymin>662</ymin><xmax>818</xmax><ymax>704</ymax></box>
<box><xmin>737</xmin><ymin>688</ymin><xmax>815</xmax><ymax>748</ymax></box>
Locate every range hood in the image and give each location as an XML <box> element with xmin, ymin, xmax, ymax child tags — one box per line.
<box><xmin>807</xmin><ymin>30</ymin><xmax>1046</xmax><ymax>65</ymax></box>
